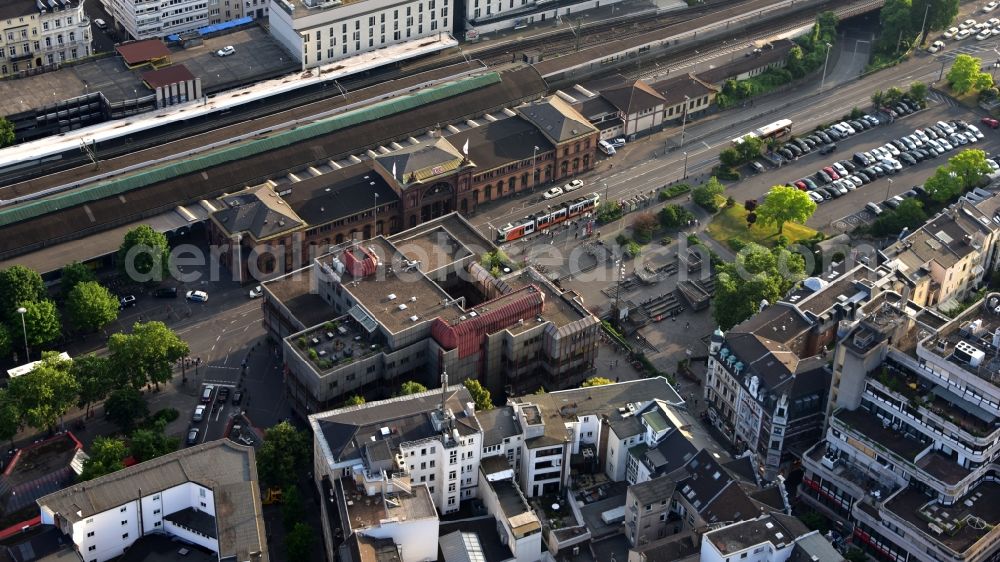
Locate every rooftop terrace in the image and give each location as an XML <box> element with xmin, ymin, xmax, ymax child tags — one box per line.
<box><xmin>884</xmin><ymin>481</ymin><xmax>1000</xmax><ymax>555</ymax></box>
<box><xmin>289</xmin><ymin>316</ymin><xmax>380</xmax><ymax>373</ymax></box>
<box><xmin>340</xmin><ymin>478</ymin><xmax>437</xmax><ymax>530</ymax></box>
<box><xmin>918</xmin><ymin>295</ymin><xmax>1000</xmax><ymax>385</ymax></box>
<box><xmin>832</xmin><ymin>407</ymin><xmax>930</xmax><ymax>463</ymax></box>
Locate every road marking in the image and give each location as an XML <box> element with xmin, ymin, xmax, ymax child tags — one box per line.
<box><xmin>210</xmin><ymin>344</ymin><xmax>216</xmax><ymax>352</ymax></box>
<box><xmin>702</xmin><ymin>141</ymin><xmax>711</xmax><ymax>149</ymax></box>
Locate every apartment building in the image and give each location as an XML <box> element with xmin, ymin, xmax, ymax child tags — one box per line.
<box><xmin>36</xmin><ymin>440</ymin><xmax>267</xmax><ymax>562</ymax></box>
<box><xmin>800</xmin><ymin>290</ymin><xmax>1000</xmax><ymax>562</ymax></box>
<box><xmin>704</xmin><ymin>265</ymin><xmax>887</xmax><ymax>479</ymax></box>
<box><xmin>881</xmin><ymin>195</ymin><xmax>1000</xmax><ymax>310</ymax></box>
<box><xmin>262</xmin><ymin>213</ymin><xmax>600</xmax><ymax>415</ymax></box>
<box><xmin>101</xmin><ymin>0</ymin><xmax>210</xmax><ymax>39</ymax></box>
<box><xmin>269</xmin><ymin>0</ymin><xmax>450</xmax><ymax>69</ymax></box>
<box><xmin>0</xmin><ymin>0</ymin><xmax>91</xmax><ymax>78</ymax></box>
<box><xmin>700</xmin><ymin>513</ymin><xmax>844</xmax><ymax>562</ymax></box>
<box><xmin>479</xmin><ymin>456</ymin><xmax>542</xmax><ymax>562</ymax></box>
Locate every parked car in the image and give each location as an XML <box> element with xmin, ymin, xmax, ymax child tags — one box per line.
<box><xmin>563</xmin><ymin>179</ymin><xmax>584</xmax><ymax>192</ymax></box>
<box><xmin>987</xmin><ymin>1</ymin><xmax>999</xmax><ymax>12</ymax></box>
<box><xmin>153</xmin><ymin>287</ymin><xmax>178</xmax><ymax>298</ymax></box>
<box><xmin>201</xmin><ymin>385</ymin><xmax>215</xmax><ymax>403</ymax></box>
<box><xmin>982</xmin><ymin>117</ymin><xmax>1000</xmax><ymax>129</ymax></box>
<box><xmin>944</xmin><ymin>27</ymin><xmax>959</xmax><ymax>38</ymax></box>
<box><xmin>120</xmin><ymin>295</ymin><xmax>136</xmax><ymax>308</ymax></box>
<box><xmin>865</xmin><ymin>202</ymin><xmax>884</xmax><ymax>215</ymax></box>
<box><xmin>193</xmin><ymin>405</ymin><xmax>206</xmax><ymax>422</ymax></box>
<box><xmin>750</xmin><ymin>161</ymin><xmax>766</xmax><ymax>173</ymax></box>
<box><xmin>249</xmin><ymin>286</ymin><xmax>262</xmax><ymax>299</ymax></box>
<box><xmin>808</xmin><ymin>191</ymin><xmax>824</xmax><ymax>203</ymax></box>
<box><xmin>968</xmin><ymin>124</ymin><xmax>985</xmax><ymax>139</ymax></box>
<box><xmin>94</xmin><ymin>18</ymin><xmax>107</xmax><ymax>29</ymax></box>
<box><xmin>542</xmin><ymin>186</ymin><xmax>564</xmax><ymax>200</ymax></box>
<box><xmin>816</xmin><ymin>131</ymin><xmax>833</xmax><ymax>143</ymax></box>
<box><xmin>187</xmin><ymin>427</ymin><xmax>200</xmax><ymax>446</ymax></box>
<box><xmin>820</xmin><ymin>143</ymin><xmax>837</xmax><ymax>155</ymax></box>
<box><xmin>960</xmin><ymin>19</ymin><xmax>977</xmax><ymax>30</ymax></box>
<box><xmin>823</xmin><ymin>166</ymin><xmax>840</xmax><ymax>180</ymax></box>
<box><xmin>929</xmin><ymin>40</ymin><xmax>946</xmax><ymax>53</ymax></box>
<box><xmin>216</xmin><ymin>45</ymin><xmax>236</xmax><ymax>57</ymax></box>
<box><xmin>217</xmin><ymin>387</ymin><xmax>231</xmax><ymax>402</ymax></box>
<box><xmin>186</xmin><ymin>290</ymin><xmax>208</xmax><ymax>302</ymax></box>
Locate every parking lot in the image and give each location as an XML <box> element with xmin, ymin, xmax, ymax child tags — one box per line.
<box><xmin>724</xmin><ymin>99</ymin><xmax>1000</xmax><ymax>234</ymax></box>
<box><xmin>169</xmin><ymin>27</ymin><xmax>299</xmax><ymax>92</ymax></box>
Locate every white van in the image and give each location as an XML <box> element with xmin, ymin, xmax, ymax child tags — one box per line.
<box><xmin>599</xmin><ymin>140</ymin><xmax>616</xmax><ymax>156</ymax></box>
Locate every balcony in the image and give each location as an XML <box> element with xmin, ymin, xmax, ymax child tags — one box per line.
<box><xmin>803</xmin><ymin>442</ymin><xmax>899</xmax><ymax>502</ymax></box>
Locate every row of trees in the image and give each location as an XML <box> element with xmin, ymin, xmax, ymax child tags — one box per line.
<box><xmin>946</xmin><ymin>54</ymin><xmax>996</xmax><ymax>96</ymax></box>
<box><xmin>924</xmin><ymin>149</ymin><xmax>993</xmax><ymax>202</ymax></box>
<box><xmin>879</xmin><ymin>0</ymin><xmax>959</xmax><ymax>54</ymax></box>
<box><xmin>871</xmin><ymin>82</ymin><xmax>929</xmax><ymax>110</ymax></box>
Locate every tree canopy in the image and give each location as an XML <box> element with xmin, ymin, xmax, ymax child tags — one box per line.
<box><xmin>870</xmin><ymin>198</ymin><xmax>927</xmax><ymax>237</ymax></box>
<box><xmin>924</xmin><ymin>149</ymin><xmax>991</xmax><ymax>202</ymax></box>
<box><xmin>713</xmin><ymin>244</ymin><xmax>806</xmax><ymax>330</ymax></box>
<box><xmin>0</xmin><ymin>117</ymin><xmax>14</xmax><ymax>148</ymax></box>
<box><xmin>397</xmin><ymin>381</ymin><xmax>428</xmax><ymax>395</ymax></box>
<box><xmin>343</xmin><ymin>395</ymin><xmax>365</xmax><ymax>406</ymax></box>
<box><xmin>105</xmin><ymin>388</ymin><xmax>149</xmax><ymax>433</ymax></box>
<box><xmin>285</xmin><ymin>522</ymin><xmax>314</xmax><ymax>562</ymax></box>
<box><xmin>947</xmin><ymin>54</ymin><xmax>994</xmax><ymax>94</ymax></box>
<box><xmin>79</xmin><ymin>436</ymin><xmax>127</xmax><ymax>482</ymax></box>
<box><xmin>67</xmin><ymin>281</ymin><xmax>119</xmax><ymax>332</ymax></box>
<box><xmin>109</xmin><ymin>321</ymin><xmax>189</xmax><ymax>389</ymax></box>
<box><xmin>71</xmin><ymin>354</ymin><xmax>114</xmax><ymax>418</ymax></box>
<box><xmin>463</xmin><ymin>379</ymin><xmax>493</xmax><ymax>411</ymax></box>
<box><xmin>0</xmin><ymin>265</ymin><xmax>45</xmax><ymax>325</ymax></box>
<box><xmin>129</xmin><ymin>419</ymin><xmax>179</xmax><ymax>462</ymax></box>
<box><xmin>912</xmin><ymin>0</ymin><xmax>959</xmax><ymax>36</ymax></box>
<box><xmin>18</xmin><ymin>299</ymin><xmax>60</xmax><ymax>348</ymax></box>
<box><xmin>755</xmin><ymin>186</ymin><xmax>817</xmax><ymax>234</ymax></box>
<box><xmin>659</xmin><ymin>204</ymin><xmax>695</xmax><ymax>229</ymax></box>
<box><xmin>118</xmin><ymin>225</ymin><xmax>170</xmax><ymax>283</ymax></box>
<box><xmin>581</xmin><ymin>377</ymin><xmax>614</xmax><ymax>387</ymax></box>
<box><xmin>257</xmin><ymin>421</ymin><xmax>310</xmax><ymax>488</ymax></box>
<box><xmin>7</xmin><ymin>351</ymin><xmax>79</xmax><ymax>432</ymax></box>
<box><xmin>693</xmin><ymin>177</ymin><xmax>726</xmax><ymax>212</ymax></box>
<box><xmin>59</xmin><ymin>262</ymin><xmax>96</xmax><ymax>299</ymax></box>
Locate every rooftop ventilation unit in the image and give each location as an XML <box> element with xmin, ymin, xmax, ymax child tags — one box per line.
<box><xmin>388</xmin><ymin>294</ymin><xmax>397</xmax><ymax>300</ymax></box>
<box><xmin>398</xmin><ymin>304</ymin><xmax>408</xmax><ymax>311</ymax></box>
<box><xmin>954</xmin><ymin>340</ymin><xmax>986</xmax><ymax>367</ymax></box>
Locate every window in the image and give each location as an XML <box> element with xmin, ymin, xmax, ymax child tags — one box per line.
<box><xmin>153</xmin><ymin>509</ymin><xmax>161</xmax><ymax>515</ymax></box>
<box><xmin>199</xmin><ymin>488</ymin><xmax>206</xmax><ymax>498</ymax></box>
<box><xmin>121</xmin><ymin>520</ymin><xmax>127</xmax><ymax>525</ymax></box>
<box><xmin>85</xmin><ymin>518</ymin><xmax>93</xmax><ymax>524</ymax></box>
<box><xmin>88</xmin><ymin>546</ymin><xmax>96</xmax><ymax>552</ymax></box>
<box><xmin>122</xmin><ymin>533</ymin><xmax>129</xmax><ymax>540</ymax></box>
<box><xmin>87</xmin><ymin>531</ymin><xmax>95</xmax><ymax>537</ymax></box>
<box><xmin>120</xmin><ymin>507</ymin><xmax>127</xmax><ymax>513</ymax></box>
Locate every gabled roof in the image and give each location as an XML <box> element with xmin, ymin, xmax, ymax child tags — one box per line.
<box><xmin>600</xmin><ymin>81</ymin><xmax>665</xmax><ymax>115</ymax></box>
<box><xmin>649</xmin><ymin>73</ymin><xmax>720</xmax><ymax>106</ymax></box>
<box><xmin>375</xmin><ymin>137</ymin><xmax>464</xmax><ymax>184</ymax></box>
<box><xmin>212</xmin><ymin>183</ymin><xmax>304</xmax><ymax>240</ymax></box>
<box><xmin>516</xmin><ymin>96</ymin><xmax>597</xmax><ymax>144</ymax></box>
<box><xmin>448</xmin><ymin>117</ymin><xmax>553</xmax><ymax>172</ymax></box>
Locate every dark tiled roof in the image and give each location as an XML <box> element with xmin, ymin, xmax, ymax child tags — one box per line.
<box><xmin>648</xmin><ymin>74</ymin><xmax>719</xmax><ymax>106</ymax></box>
<box><xmin>212</xmin><ymin>183</ymin><xmax>304</xmax><ymax>240</ymax></box>
<box><xmin>750</xmin><ymin>486</ymin><xmax>786</xmax><ymax>511</ymax></box>
<box><xmin>701</xmin><ymin>483</ymin><xmax>763</xmax><ymax>525</ymax></box>
<box><xmin>163</xmin><ymin>506</ymin><xmax>216</xmax><ymax>538</ymax></box>
<box><xmin>448</xmin><ymin>117</ymin><xmax>553</xmax><ymax>172</ymax></box>
<box><xmin>142</xmin><ymin>65</ymin><xmax>196</xmax><ymax>89</ymax></box>
<box><xmin>576</xmin><ymin>96</ymin><xmax>619</xmax><ymax>120</ymax></box>
<box><xmin>516</xmin><ymin>96</ymin><xmax>596</xmax><ymax>144</ymax></box>
<box><xmin>639</xmin><ymin>430</ymin><xmax>697</xmax><ymax>478</ymax></box>
<box><xmin>628</xmin><ymin>476</ymin><xmax>675</xmax><ymax>506</ymax></box>
<box><xmin>0</xmin><ymin>525</ymin><xmax>76</xmax><ymax>562</ymax></box>
<box><xmin>476</xmin><ymin>406</ymin><xmax>521</xmax><ymax>447</ymax></box>
<box><xmin>600</xmin><ymin>81</ymin><xmax>665</xmax><ymax>114</ymax></box>
<box><xmin>722</xmin><ymin>456</ymin><xmax>758</xmax><ymax>485</ymax></box>
<box><xmin>695</xmin><ymin>39</ymin><xmax>795</xmax><ymax>85</ymax></box>
<box><xmin>281</xmin><ymin>165</ymin><xmax>399</xmax><ymax>227</ymax></box>
<box><xmin>0</xmin><ymin>0</ymin><xmax>37</xmax><ymax>20</ymax></box>
<box><xmin>116</xmin><ymin>40</ymin><xmax>171</xmax><ymax>65</ymax></box>
<box><xmin>375</xmin><ymin>137</ymin><xmax>464</xmax><ymax>182</ymax></box>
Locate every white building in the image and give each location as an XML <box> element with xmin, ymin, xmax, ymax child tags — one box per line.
<box><xmin>701</xmin><ymin>513</ymin><xmax>843</xmax><ymax>562</ymax></box>
<box><xmin>100</xmin><ymin>0</ymin><xmax>212</xmax><ymax>39</ymax></box>
<box><xmin>463</xmin><ymin>0</ymin><xmax>626</xmax><ymax>35</ymax></box>
<box><xmin>479</xmin><ymin>456</ymin><xmax>542</xmax><ymax>562</ymax></box>
<box><xmin>0</xmin><ymin>0</ymin><xmax>92</xmax><ymax>78</ymax></box>
<box><xmin>36</xmin><ymin>440</ymin><xmax>268</xmax><ymax>562</ymax></box>
<box><xmin>269</xmin><ymin>0</ymin><xmax>450</xmax><ymax>69</ymax></box>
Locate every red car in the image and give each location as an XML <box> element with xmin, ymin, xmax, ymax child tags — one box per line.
<box><xmin>794</xmin><ymin>180</ymin><xmax>807</xmax><ymax>190</ymax></box>
<box><xmin>982</xmin><ymin>117</ymin><xmax>1000</xmax><ymax>129</ymax></box>
<box><xmin>823</xmin><ymin>166</ymin><xmax>840</xmax><ymax>180</ymax></box>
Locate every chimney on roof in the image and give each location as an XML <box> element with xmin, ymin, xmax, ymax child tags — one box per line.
<box><xmin>440</xmin><ymin>369</ymin><xmax>448</xmax><ymax>416</ymax></box>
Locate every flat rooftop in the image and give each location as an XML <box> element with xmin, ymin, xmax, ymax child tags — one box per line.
<box><xmin>489</xmin><ymin>479</ymin><xmax>540</xmax><ymax>536</ymax></box>
<box><xmin>263</xmin><ymin>267</ymin><xmax>333</xmax><ymax>330</ymax></box>
<box><xmin>833</xmin><ymin>408</ymin><xmax>930</xmax><ymax>463</ymax></box>
<box><xmin>388</xmin><ymin>225</ymin><xmax>476</xmax><ymax>274</ymax></box>
<box><xmin>919</xmin><ymin>298</ymin><xmax>1000</xmax><ymax>385</ymax></box>
<box><xmin>281</xmin><ymin>0</ymin><xmax>371</xmax><ymax>19</ymax></box>
<box><xmin>885</xmin><ymin>482</ymin><xmax>1000</xmax><ymax>555</ymax></box>
<box><xmin>119</xmin><ymin>533</ymin><xmax>217</xmax><ymax>562</ymax></box>
<box><xmin>289</xmin><ymin>316</ymin><xmax>380</xmax><ymax>374</ymax></box>
<box><xmin>707</xmin><ymin>514</ymin><xmax>808</xmax><ymax>556</ymax></box>
<box><xmin>341</xmin><ymin>479</ymin><xmax>437</xmax><ymax>530</ymax></box>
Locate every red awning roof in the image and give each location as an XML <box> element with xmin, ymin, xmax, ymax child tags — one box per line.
<box><xmin>142</xmin><ymin>64</ymin><xmax>195</xmax><ymax>89</ymax></box>
<box><xmin>116</xmin><ymin>39</ymin><xmax>170</xmax><ymax>65</ymax></box>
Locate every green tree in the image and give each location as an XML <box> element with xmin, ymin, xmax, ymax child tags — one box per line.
<box><xmin>0</xmin><ymin>117</ymin><xmax>14</xmax><ymax>148</ymax></box>
<box><xmin>66</xmin><ymin>281</ymin><xmax>119</xmax><ymax>333</ymax></box>
<box><xmin>947</xmin><ymin>54</ymin><xmax>991</xmax><ymax>94</ymax></box>
<box><xmin>871</xmin><ymin>90</ymin><xmax>886</xmax><ymax>108</ymax></box>
<box><xmin>596</xmin><ymin>201</ymin><xmax>623</xmax><ymax>224</ymax></box>
<box><xmin>257</xmin><ymin>421</ymin><xmax>310</xmax><ymax>488</ymax></box>
<box><xmin>581</xmin><ymin>376</ymin><xmax>614</xmax><ymax>387</ymax></box>
<box><xmin>109</xmin><ymin>321</ymin><xmax>189</xmax><ymax>390</ymax></box>
<box><xmin>397</xmin><ymin>381</ymin><xmax>428</xmax><ymax>395</ymax></box>
<box><xmin>884</xmin><ymin>86</ymin><xmax>905</xmax><ymax>105</ymax></box>
<box><xmin>0</xmin><ymin>390</ymin><xmax>21</xmax><ymax>449</ymax></box>
<box><xmin>18</xmin><ymin>299</ymin><xmax>60</xmax><ymax>349</ymax></box>
<box><xmin>908</xmin><ymin>81</ymin><xmax>929</xmax><ymax>106</ymax></box>
<box><xmin>718</xmin><ymin>147</ymin><xmax>742</xmax><ymax>168</ymax></box>
<box><xmin>786</xmin><ymin>45</ymin><xmax>806</xmax><ymax>78</ymax></box>
<box><xmin>7</xmin><ymin>351</ymin><xmax>79</xmax><ymax>432</ymax></box>
<box><xmin>71</xmin><ymin>354</ymin><xmax>114</xmax><ymax>418</ymax></box>
<box><xmin>285</xmin><ymin>522</ymin><xmax>314</xmax><ymax>562</ymax></box>
<box><xmin>281</xmin><ymin>485</ymin><xmax>304</xmax><ymax>530</ymax></box>
<box><xmin>343</xmin><ymin>395</ymin><xmax>365</xmax><ymax>406</ymax></box>
<box><xmin>713</xmin><ymin>244</ymin><xmax>805</xmax><ymax>330</ymax></box>
<box><xmin>925</xmin><ymin>166</ymin><xmax>965</xmax><ymax>202</ymax></box>
<box><xmin>0</xmin><ymin>265</ymin><xmax>45</xmax><ymax>325</ymax></box>
<box><xmin>798</xmin><ymin>511</ymin><xmax>831</xmax><ymax>533</ymax></box>
<box><xmin>105</xmin><ymin>388</ymin><xmax>148</xmax><ymax>433</ymax></box>
<box><xmin>692</xmin><ymin>177</ymin><xmax>725</xmax><ymax>212</ymax></box>
<box><xmin>755</xmin><ymin>185</ymin><xmax>817</xmax><ymax>234</ymax></box>
<box><xmin>659</xmin><ymin>205</ymin><xmax>695</xmax><ymax>229</ymax></box>
<box><xmin>118</xmin><ymin>225</ymin><xmax>170</xmax><ymax>283</ymax></box>
<box><xmin>625</xmin><ymin>240</ymin><xmax>641</xmax><ymax>258</ymax></box>
<box><xmin>463</xmin><ymin>379</ymin><xmax>493</xmax><ymax>411</ymax></box>
<box><xmin>59</xmin><ymin>262</ymin><xmax>96</xmax><ymax>299</ymax></box>
<box><xmin>948</xmin><ymin>149</ymin><xmax>992</xmax><ymax>188</ymax></box>
<box><xmin>734</xmin><ymin>135</ymin><xmax>763</xmax><ymax>163</ymax></box>
<box><xmin>129</xmin><ymin>419</ymin><xmax>179</xmax><ymax>462</ymax></box>
<box><xmin>0</xmin><ymin>324</ymin><xmax>10</xmax><ymax>361</ymax></box>
<box><xmin>911</xmin><ymin>0</ymin><xmax>959</xmax><ymax>39</ymax></box>
<box><xmin>879</xmin><ymin>0</ymin><xmax>913</xmax><ymax>52</ymax></box>
<box><xmin>79</xmin><ymin>436</ymin><xmax>127</xmax><ymax>481</ymax></box>
<box><xmin>844</xmin><ymin>548</ymin><xmax>868</xmax><ymax>562</ymax></box>
<box><xmin>480</xmin><ymin>249</ymin><xmax>510</xmax><ymax>271</ymax></box>
<box><xmin>871</xmin><ymin>198</ymin><xmax>928</xmax><ymax>237</ymax></box>
<box><xmin>631</xmin><ymin>212</ymin><xmax>659</xmax><ymax>243</ymax></box>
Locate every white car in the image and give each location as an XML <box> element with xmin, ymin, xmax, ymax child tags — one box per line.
<box><xmin>249</xmin><ymin>285</ymin><xmax>262</xmax><ymax>298</ymax></box>
<box><xmin>929</xmin><ymin>40</ymin><xmax>946</xmax><ymax>52</ymax></box>
<box><xmin>989</xmin><ymin>17</ymin><xmax>1000</xmax><ymax>25</ymax></box>
<box><xmin>986</xmin><ymin>1</ymin><xmax>999</xmax><ymax>12</ymax></box>
<box><xmin>967</xmin><ymin>124</ymin><xmax>985</xmax><ymax>139</ymax></box>
<box><xmin>216</xmin><ymin>45</ymin><xmax>236</xmax><ymax>57</ymax></box>
<box><xmin>938</xmin><ymin>137</ymin><xmax>954</xmax><ymax>150</ymax></box>
<box><xmin>192</xmin><ymin>405</ymin><xmax>206</xmax><ymax>422</ymax></box>
<box><xmin>563</xmin><ymin>179</ymin><xmax>584</xmax><ymax>192</ymax></box>
<box><xmin>808</xmin><ymin>191</ymin><xmax>824</xmax><ymax>203</ymax></box>
<box><xmin>977</xmin><ymin>28</ymin><xmax>992</xmax><ymax>40</ymax></box>
<box><xmin>992</xmin><ymin>26</ymin><xmax>1000</xmax><ymax>35</ymax></box>
<box><xmin>542</xmin><ymin>186</ymin><xmax>564</xmax><ymax>200</ymax></box>
<box><xmin>960</xmin><ymin>18</ymin><xmax>978</xmax><ymax>30</ymax></box>
<box><xmin>944</xmin><ymin>27</ymin><xmax>959</xmax><ymax>38</ymax></box>
<box><xmin>883</xmin><ymin>143</ymin><xmax>900</xmax><ymax>156</ymax></box>
<box><xmin>937</xmin><ymin>120</ymin><xmax>956</xmax><ymax>134</ymax></box>
<box><xmin>94</xmin><ymin>18</ymin><xmax>107</xmax><ymax>29</ymax></box>
<box><xmin>186</xmin><ymin>290</ymin><xmax>208</xmax><ymax>302</ymax></box>
<box><xmin>957</xmin><ymin>28</ymin><xmax>974</xmax><ymax>39</ymax></box>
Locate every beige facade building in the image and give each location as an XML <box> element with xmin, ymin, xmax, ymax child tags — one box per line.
<box><xmin>0</xmin><ymin>0</ymin><xmax>91</xmax><ymax>78</ymax></box>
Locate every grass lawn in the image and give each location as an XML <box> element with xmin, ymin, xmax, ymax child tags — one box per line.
<box><xmin>706</xmin><ymin>204</ymin><xmax>817</xmax><ymax>250</ymax></box>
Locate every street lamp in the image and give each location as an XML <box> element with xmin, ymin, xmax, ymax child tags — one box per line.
<box><xmin>680</xmin><ymin>96</ymin><xmax>690</xmax><ymax>148</ymax></box>
<box><xmin>820</xmin><ymin>42</ymin><xmax>833</xmax><ymax>92</ymax></box>
<box><xmin>603</xmin><ymin>182</ymin><xmax>609</xmax><ymax>202</ymax></box>
<box><xmin>683</xmin><ymin>151</ymin><xmax>689</xmax><ymax>180</ymax></box>
<box><xmin>884</xmin><ymin>177</ymin><xmax>894</xmax><ymax>203</ymax></box>
<box><xmin>16</xmin><ymin>307</ymin><xmax>27</xmax><ymax>363</ymax></box>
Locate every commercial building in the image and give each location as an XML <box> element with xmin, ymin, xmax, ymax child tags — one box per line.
<box><xmin>0</xmin><ymin>0</ymin><xmax>91</xmax><ymax>78</ymax></box>
<box><xmin>799</xmin><ymin>288</ymin><xmax>1000</xmax><ymax>562</ymax></box>
<box><xmin>262</xmin><ymin>212</ymin><xmax>601</xmax><ymax>415</ymax></box>
<box><xmin>704</xmin><ymin>264</ymin><xmax>887</xmax><ymax>479</ymax></box>
<box><xmin>269</xmin><ymin>0</ymin><xmax>450</xmax><ymax>69</ymax></box>
<box><xmin>700</xmin><ymin>513</ymin><xmax>844</xmax><ymax>562</ymax></box>
<box><xmin>462</xmin><ymin>0</ymin><xmax>625</xmax><ymax>35</ymax></box>
<box><xmin>100</xmin><ymin>0</ymin><xmax>210</xmax><ymax>39</ymax></box>
<box><xmin>36</xmin><ymin>439</ymin><xmax>268</xmax><ymax>562</ymax></box>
